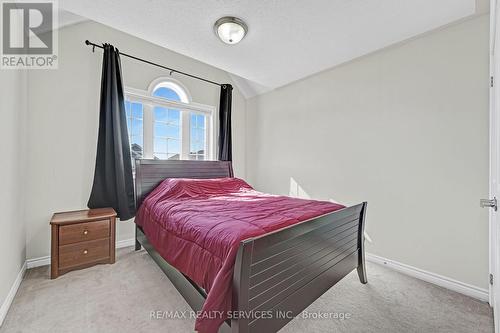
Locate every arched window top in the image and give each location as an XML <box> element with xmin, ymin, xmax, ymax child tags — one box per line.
<box><xmin>153</xmin><ymin>87</ymin><xmax>181</xmax><ymax>101</ymax></box>
<box><xmin>148</xmin><ymin>78</ymin><xmax>190</xmax><ymax>103</ymax></box>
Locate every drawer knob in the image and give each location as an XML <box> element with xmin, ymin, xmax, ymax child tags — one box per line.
<box><xmin>83</xmin><ymin>230</ymin><xmax>88</xmax><ymax>235</ymax></box>
<box><xmin>83</xmin><ymin>250</ymin><xmax>88</xmax><ymax>255</ymax></box>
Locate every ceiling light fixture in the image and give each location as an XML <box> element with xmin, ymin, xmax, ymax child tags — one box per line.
<box><xmin>214</xmin><ymin>17</ymin><xmax>248</xmax><ymax>45</ymax></box>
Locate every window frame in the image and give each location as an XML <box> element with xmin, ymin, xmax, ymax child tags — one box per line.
<box><xmin>124</xmin><ymin>78</ymin><xmax>216</xmax><ymax>162</ymax></box>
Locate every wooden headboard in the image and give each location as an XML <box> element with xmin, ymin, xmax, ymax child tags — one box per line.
<box><xmin>134</xmin><ymin>159</ymin><xmax>234</xmax><ymax>208</ymax></box>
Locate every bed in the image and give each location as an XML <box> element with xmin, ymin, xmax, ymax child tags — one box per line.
<box><xmin>134</xmin><ymin>159</ymin><xmax>367</xmax><ymax>333</ymax></box>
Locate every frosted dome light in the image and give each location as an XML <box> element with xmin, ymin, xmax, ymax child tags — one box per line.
<box><xmin>214</xmin><ymin>17</ymin><xmax>248</xmax><ymax>45</ymax></box>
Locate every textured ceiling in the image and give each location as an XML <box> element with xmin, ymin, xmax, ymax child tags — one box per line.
<box><xmin>59</xmin><ymin>0</ymin><xmax>485</xmax><ymax>97</ymax></box>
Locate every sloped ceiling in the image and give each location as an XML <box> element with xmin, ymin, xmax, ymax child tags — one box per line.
<box><xmin>59</xmin><ymin>0</ymin><xmax>487</xmax><ymax>97</ymax></box>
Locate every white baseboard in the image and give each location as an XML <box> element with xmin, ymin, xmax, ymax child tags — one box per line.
<box><xmin>116</xmin><ymin>238</ymin><xmax>135</xmax><ymax>249</ymax></box>
<box><xmin>26</xmin><ymin>255</ymin><xmax>50</xmax><ymax>269</ymax></box>
<box><xmin>26</xmin><ymin>238</ymin><xmax>136</xmax><ymax>269</ymax></box>
<box><xmin>0</xmin><ymin>261</ymin><xmax>26</xmax><ymax>327</ymax></box>
<box><xmin>366</xmin><ymin>253</ymin><xmax>489</xmax><ymax>302</ymax></box>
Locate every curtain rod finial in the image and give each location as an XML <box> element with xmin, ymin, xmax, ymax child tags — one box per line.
<box><xmin>85</xmin><ymin>40</ymin><xmax>90</xmax><ymax>45</ymax></box>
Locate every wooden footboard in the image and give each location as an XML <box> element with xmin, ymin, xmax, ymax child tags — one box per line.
<box><xmin>231</xmin><ymin>202</ymin><xmax>367</xmax><ymax>333</ymax></box>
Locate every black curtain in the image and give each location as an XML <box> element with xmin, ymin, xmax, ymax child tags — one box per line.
<box><xmin>218</xmin><ymin>84</ymin><xmax>233</xmax><ymax>161</ymax></box>
<box><xmin>87</xmin><ymin>44</ymin><xmax>135</xmax><ymax>220</ymax></box>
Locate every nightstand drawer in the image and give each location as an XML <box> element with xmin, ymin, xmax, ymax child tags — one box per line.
<box><xmin>59</xmin><ymin>238</ymin><xmax>110</xmax><ymax>269</ymax></box>
<box><xmin>59</xmin><ymin>220</ymin><xmax>110</xmax><ymax>245</ymax></box>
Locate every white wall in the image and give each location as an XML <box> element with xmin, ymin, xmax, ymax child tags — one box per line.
<box><xmin>246</xmin><ymin>15</ymin><xmax>489</xmax><ymax>289</ymax></box>
<box><xmin>0</xmin><ymin>69</ymin><xmax>27</xmax><ymax>317</ymax></box>
<box><xmin>26</xmin><ymin>20</ymin><xmax>246</xmax><ymax>260</ymax></box>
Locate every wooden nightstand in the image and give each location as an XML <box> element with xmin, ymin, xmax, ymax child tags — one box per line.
<box><xmin>50</xmin><ymin>208</ymin><xmax>116</xmax><ymax>279</ymax></box>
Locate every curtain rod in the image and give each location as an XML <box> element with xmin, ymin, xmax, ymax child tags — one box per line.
<box><xmin>84</xmin><ymin>40</ymin><xmax>223</xmax><ymax>87</ymax></box>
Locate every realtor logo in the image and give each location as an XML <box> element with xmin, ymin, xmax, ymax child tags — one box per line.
<box><xmin>1</xmin><ymin>0</ymin><xmax>58</xmax><ymax>69</ymax></box>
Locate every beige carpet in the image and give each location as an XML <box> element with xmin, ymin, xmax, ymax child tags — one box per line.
<box><xmin>0</xmin><ymin>247</ymin><xmax>493</xmax><ymax>333</ymax></box>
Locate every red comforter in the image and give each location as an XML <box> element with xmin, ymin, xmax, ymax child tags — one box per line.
<box><xmin>135</xmin><ymin>177</ymin><xmax>344</xmax><ymax>333</ymax></box>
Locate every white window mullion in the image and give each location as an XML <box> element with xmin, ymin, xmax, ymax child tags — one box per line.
<box><xmin>204</xmin><ymin>116</ymin><xmax>210</xmax><ymax>160</ymax></box>
<box><xmin>143</xmin><ymin>103</ymin><xmax>154</xmax><ymax>159</ymax></box>
<box><xmin>211</xmin><ymin>110</ymin><xmax>218</xmax><ymax>161</ymax></box>
<box><xmin>181</xmin><ymin>110</ymin><xmax>190</xmax><ymax>160</ymax></box>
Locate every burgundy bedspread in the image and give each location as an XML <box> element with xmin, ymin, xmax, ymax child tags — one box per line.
<box><xmin>135</xmin><ymin>177</ymin><xmax>344</xmax><ymax>333</ymax></box>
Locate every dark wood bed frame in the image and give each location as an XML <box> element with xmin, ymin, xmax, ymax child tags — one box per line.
<box><xmin>134</xmin><ymin>159</ymin><xmax>367</xmax><ymax>333</ymax></box>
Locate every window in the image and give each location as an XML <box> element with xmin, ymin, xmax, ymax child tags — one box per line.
<box><xmin>153</xmin><ymin>106</ymin><xmax>181</xmax><ymax>160</ymax></box>
<box><xmin>190</xmin><ymin>113</ymin><xmax>207</xmax><ymax>160</ymax></box>
<box><xmin>125</xmin><ymin>101</ymin><xmax>143</xmax><ymax>160</ymax></box>
<box><xmin>124</xmin><ymin>79</ymin><xmax>214</xmax><ymax>166</ymax></box>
